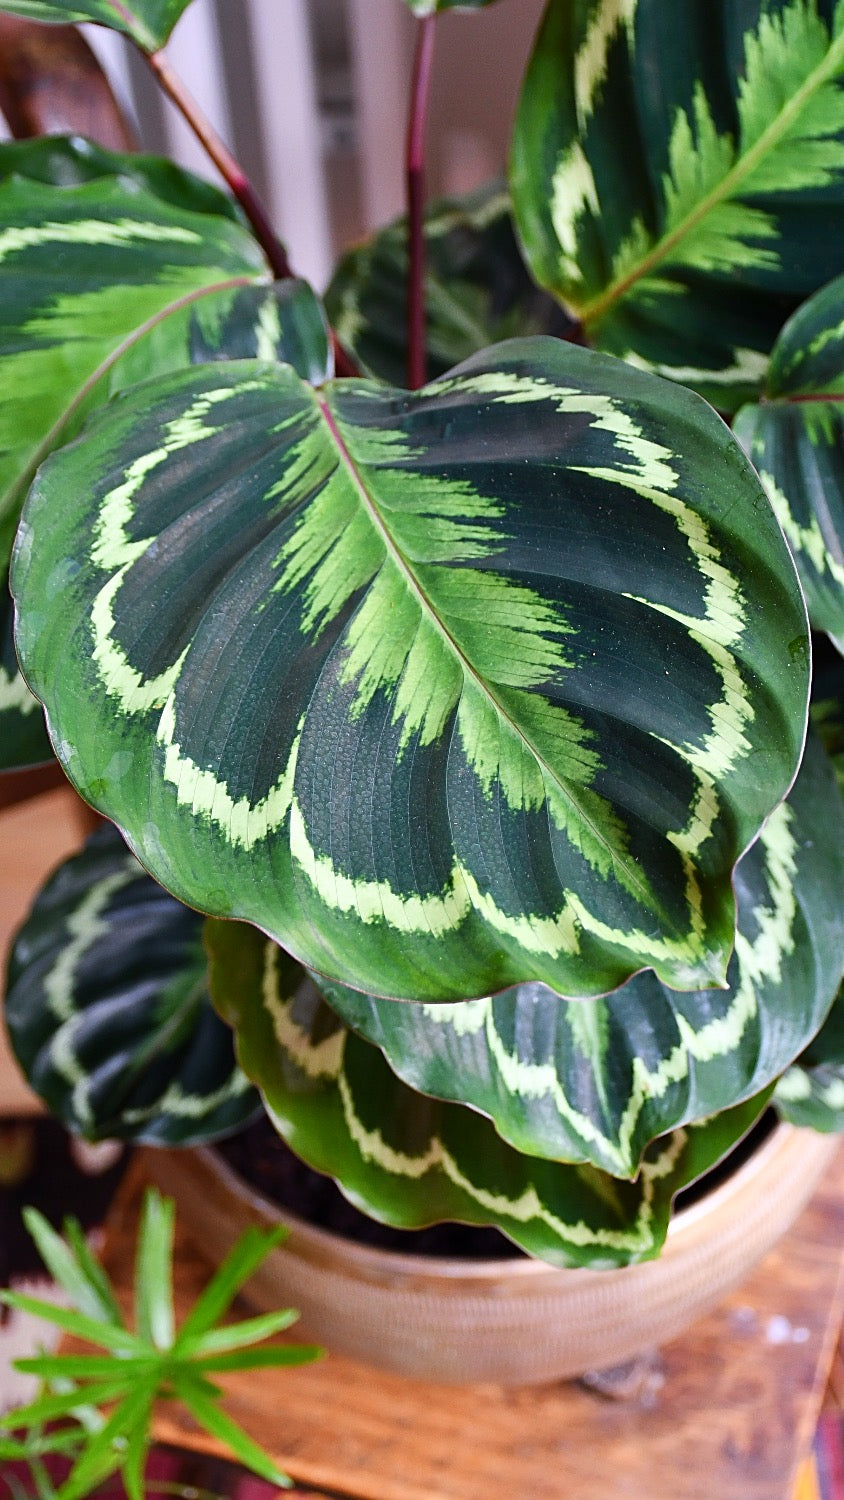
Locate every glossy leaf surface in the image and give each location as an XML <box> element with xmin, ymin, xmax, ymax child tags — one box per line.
<box><xmin>512</xmin><ymin>0</ymin><xmax>844</xmax><ymax>411</ymax></box>
<box><xmin>316</xmin><ymin>734</ymin><xmax>844</xmax><ymax>1174</ymax></box>
<box><xmin>0</xmin><ymin>0</ymin><xmax>195</xmax><ymax>50</ymax></box>
<box><xmin>0</xmin><ymin>581</ymin><xmax>51</xmax><ymax>769</ymax></box>
<box><xmin>326</xmin><ymin>181</ymin><xmax>570</xmax><ymax>387</ymax></box>
<box><xmin>209</xmin><ymin>923</ymin><xmax>768</xmax><ymax>1267</ymax></box>
<box><xmin>734</xmin><ymin>274</ymin><xmax>844</xmax><ymax>653</ymax></box>
<box><xmin>13</xmin><ymin>340</ymin><xmax>809</xmax><ymax>1001</ymax></box>
<box><xmin>0</xmin><ymin>136</ymin><xmax>267</xmax><ymax>564</ymax></box>
<box><xmin>4</xmin><ymin>824</ymin><xmax>260</xmax><ymax>1144</ymax></box>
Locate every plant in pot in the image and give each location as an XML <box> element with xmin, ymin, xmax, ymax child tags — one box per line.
<box><xmin>1</xmin><ymin>0</ymin><xmax>844</xmax><ymax>1386</ymax></box>
<box><xmin>0</xmin><ymin>1186</ymin><xmax>320</xmax><ymax>1498</ymax></box>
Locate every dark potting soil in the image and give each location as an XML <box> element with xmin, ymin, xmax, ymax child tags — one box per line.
<box><xmin>215</xmin><ymin>1111</ymin><xmax>522</xmax><ymax>1259</ymax></box>
<box><xmin>215</xmin><ymin>1107</ymin><xmax>780</xmax><ymax>1262</ymax></box>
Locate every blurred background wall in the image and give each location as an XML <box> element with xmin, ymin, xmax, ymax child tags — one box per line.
<box><xmin>0</xmin><ymin>0</ymin><xmax>545</xmax><ymax>288</ymax></box>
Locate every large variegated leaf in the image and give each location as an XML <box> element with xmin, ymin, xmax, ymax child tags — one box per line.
<box><xmin>208</xmin><ymin>923</ymin><xmax>768</xmax><ymax>1268</ymax></box>
<box><xmin>314</xmin><ymin>733</ymin><xmax>844</xmax><ymax>1174</ymax></box>
<box><xmin>734</xmin><ymin>274</ymin><xmax>844</xmax><ymax>653</ymax></box>
<box><xmin>12</xmin><ymin>340</ymin><xmax>809</xmax><ymax>1001</ymax></box>
<box><xmin>1</xmin><ymin>581</ymin><xmax>51</xmax><ymax>769</ymax></box>
<box><xmin>0</xmin><ymin>137</ymin><xmax>268</xmax><ymax>563</ymax></box>
<box><xmin>3</xmin><ymin>824</ymin><xmax>260</xmax><ymax>1145</ymax></box>
<box><xmin>326</xmin><ymin>181</ymin><xmax>569</xmax><ymax>388</ymax></box>
<box><xmin>0</xmin><ymin>1</ymin><xmax>195</xmax><ymax>49</ymax></box>
<box><xmin>511</xmin><ymin>0</ymin><xmax>844</xmax><ymax>412</ymax></box>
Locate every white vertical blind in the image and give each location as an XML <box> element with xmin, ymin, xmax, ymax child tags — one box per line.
<box><xmin>346</xmin><ymin>0</ymin><xmax>412</xmax><ymax>232</ymax></box>
<box><xmin>245</xmin><ymin>0</ymin><xmax>334</xmax><ymax>288</ymax></box>
<box><xmin>159</xmin><ymin>0</ymin><xmax>234</xmax><ymax>186</ymax></box>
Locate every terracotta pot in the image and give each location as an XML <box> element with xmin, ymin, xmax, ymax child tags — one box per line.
<box><xmin>141</xmin><ymin>1123</ymin><xmax>837</xmax><ymax>1386</ymax></box>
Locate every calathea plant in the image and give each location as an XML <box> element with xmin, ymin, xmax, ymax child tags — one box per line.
<box><xmin>1</xmin><ymin>0</ymin><xmax>844</xmax><ymax>1269</ymax></box>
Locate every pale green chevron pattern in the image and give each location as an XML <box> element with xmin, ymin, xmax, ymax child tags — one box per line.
<box><xmin>734</xmin><ymin>273</ymin><xmax>844</xmax><ymax>653</ymax></box>
<box><xmin>0</xmin><ymin>138</ymin><xmax>269</xmax><ymax>566</ymax></box>
<box><xmin>0</xmin><ymin>0</ymin><xmax>195</xmax><ymax>49</ymax></box>
<box><xmin>318</xmin><ymin>732</ymin><xmax>844</xmax><ymax>1174</ymax></box>
<box><xmin>3</xmin><ymin>824</ymin><xmax>260</xmax><ymax>1145</ymax></box>
<box><xmin>512</xmin><ymin>0</ymin><xmax>844</xmax><ymax>410</ymax></box>
<box><xmin>12</xmin><ymin>338</ymin><xmax>808</xmax><ymax>1002</ymax></box>
<box><xmin>776</xmin><ymin>977</ymin><xmax>844</xmax><ymax>1130</ymax></box>
<box><xmin>208</xmin><ymin>923</ymin><xmax>769</xmax><ymax>1267</ymax></box>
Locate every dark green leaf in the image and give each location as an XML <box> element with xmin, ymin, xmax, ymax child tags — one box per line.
<box><xmin>512</xmin><ymin>0</ymin><xmax>844</xmax><ymax>411</ymax></box>
<box><xmin>0</xmin><ymin>138</ymin><xmax>267</xmax><ymax>566</ymax></box>
<box><xmin>326</xmin><ymin>180</ymin><xmax>570</xmax><ymax>387</ymax></box>
<box><xmin>0</xmin><ymin>580</ymin><xmax>51</xmax><ymax>770</ymax></box>
<box><xmin>0</xmin><ymin>1</ymin><xmax>196</xmax><ymax>50</ymax></box>
<box><xmin>734</xmin><ymin>273</ymin><xmax>844</xmax><ymax>652</ymax></box>
<box><xmin>210</xmin><ymin>924</ymin><xmax>769</xmax><ymax>1266</ymax></box>
<box><xmin>4</xmin><ymin>824</ymin><xmax>260</xmax><ymax>1144</ymax></box>
<box><xmin>12</xmin><ymin>340</ymin><xmax>808</xmax><ymax>1001</ymax></box>
<box><xmin>311</xmin><ymin>732</ymin><xmax>844</xmax><ymax>1172</ymax></box>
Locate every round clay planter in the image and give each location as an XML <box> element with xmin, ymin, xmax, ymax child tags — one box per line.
<box><xmin>142</xmin><ymin>1124</ymin><xmax>838</xmax><ymax>1386</ymax></box>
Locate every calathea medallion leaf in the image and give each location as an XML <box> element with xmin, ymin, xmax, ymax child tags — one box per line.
<box><xmin>734</xmin><ymin>274</ymin><xmax>844</xmax><ymax>654</ymax></box>
<box><xmin>3</xmin><ymin>823</ymin><xmax>260</xmax><ymax>1145</ymax></box>
<box><xmin>0</xmin><ymin>1</ymin><xmax>196</xmax><ymax>50</ymax></box>
<box><xmin>776</xmin><ymin>980</ymin><xmax>844</xmax><ymax>1132</ymax></box>
<box><xmin>0</xmin><ymin>581</ymin><xmax>51</xmax><ymax>770</ymax></box>
<box><xmin>325</xmin><ymin>180</ymin><xmax>570</xmax><ymax>387</ymax></box>
<box><xmin>12</xmin><ymin>338</ymin><xmax>808</xmax><ymax>1002</ymax></box>
<box><xmin>511</xmin><ymin>0</ymin><xmax>844</xmax><ymax>412</ymax></box>
<box><xmin>314</xmin><ymin>731</ymin><xmax>844</xmax><ymax>1174</ymax></box>
<box><xmin>0</xmin><ymin>137</ymin><xmax>268</xmax><ymax>566</ymax></box>
<box><xmin>208</xmin><ymin>922</ymin><xmax>769</xmax><ymax>1268</ymax></box>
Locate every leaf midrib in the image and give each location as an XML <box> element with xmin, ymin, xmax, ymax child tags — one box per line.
<box><xmin>317</xmin><ymin>386</ymin><xmax>659</xmax><ymax>918</ymax></box>
<box><xmin>578</xmin><ymin>27</ymin><xmax>844</xmax><ymax>327</ymax></box>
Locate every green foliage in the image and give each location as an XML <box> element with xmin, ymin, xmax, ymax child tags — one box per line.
<box><xmin>11</xmin><ymin>339</ymin><xmax>808</xmax><ymax>1002</ymax></box>
<box><xmin>4</xmin><ymin>824</ymin><xmax>261</xmax><ymax>1145</ymax></box>
<box><xmin>511</xmin><ymin>0</ymin><xmax>844</xmax><ymax>411</ymax></box>
<box><xmin>734</xmin><ymin>273</ymin><xmax>844</xmax><ymax>653</ymax></box>
<box><xmin>209</xmin><ymin>920</ymin><xmax>771</xmax><ymax>1267</ymax></box>
<box><xmin>0</xmin><ymin>1188</ymin><xmax>321</xmax><ymax>1500</ymax></box>
<box><xmin>0</xmin><ymin>0</ymin><xmax>196</xmax><ymax>51</ymax></box>
<box><xmin>0</xmin><ymin>137</ymin><xmax>267</xmax><ymax>568</ymax></box>
<box><xmin>1</xmin><ymin>0</ymin><xmax>844</xmax><ymax>1273</ymax></box>
<box><xmin>326</xmin><ymin>181</ymin><xmax>568</xmax><ymax>385</ymax></box>
<box><xmin>1</xmin><ymin>583</ymin><xmax>51</xmax><ymax>770</ymax></box>
<box><xmin>303</xmin><ymin>734</ymin><xmax>844</xmax><ymax>1175</ymax></box>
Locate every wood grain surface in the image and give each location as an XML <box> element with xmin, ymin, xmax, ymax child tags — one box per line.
<box><xmin>94</xmin><ymin>1145</ymin><xmax>844</xmax><ymax>1500</ymax></box>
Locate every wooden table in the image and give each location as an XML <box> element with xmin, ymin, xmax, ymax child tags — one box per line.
<box><xmin>101</xmin><ymin>1147</ymin><xmax>844</xmax><ymax>1500</ymax></box>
